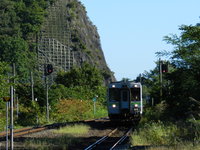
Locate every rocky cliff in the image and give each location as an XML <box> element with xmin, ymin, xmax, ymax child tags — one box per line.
<box><xmin>37</xmin><ymin>0</ymin><xmax>115</xmax><ymax>83</ymax></box>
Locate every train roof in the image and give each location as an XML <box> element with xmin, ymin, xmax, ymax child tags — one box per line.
<box><xmin>108</xmin><ymin>81</ymin><xmax>141</xmax><ymax>88</ymax></box>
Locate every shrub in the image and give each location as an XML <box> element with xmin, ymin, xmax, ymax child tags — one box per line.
<box><xmin>54</xmin><ymin>124</ymin><xmax>90</xmax><ymax>135</ymax></box>
<box><xmin>52</xmin><ymin>99</ymin><xmax>106</xmax><ymax>122</ymax></box>
<box><xmin>131</xmin><ymin>121</ymin><xmax>180</xmax><ymax>146</ymax></box>
<box><xmin>140</xmin><ymin>102</ymin><xmax>167</xmax><ymax>124</ymax></box>
<box><xmin>131</xmin><ymin>120</ymin><xmax>200</xmax><ymax>149</ymax></box>
<box><xmin>0</xmin><ymin>112</ymin><xmax>6</xmax><ymax>131</ymax></box>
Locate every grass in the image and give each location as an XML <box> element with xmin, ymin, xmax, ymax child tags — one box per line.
<box><xmin>145</xmin><ymin>143</ymin><xmax>200</xmax><ymax>150</ymax></box>
<box><xmin>54</xmin><ymin>124</ymin><xmax>90</xmax><ymax>135</ymax></box>
<box><xmin>130</xmin><ymin>121</ymin><xmax>200</xmax><ymax>150</ymax></box>
<box><xmin>131</xmin><ymin>121</ymin><xmax>180</xmax><ymax>146</ymax></box>
<box><xmin>14</xmin><ymin>124</ymin><xmax>90</xmax><ymax>149</ymax></box>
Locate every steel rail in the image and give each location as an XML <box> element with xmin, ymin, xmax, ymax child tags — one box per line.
<box><xmin>110</xmin><ymin>127</ymin><xmax>133</xmax><ymax>150</ymax></box>
<box><xmin>0</xmin><ymin>127</ymin><xmax>34</xmax><ymax>137</ymax></box>
<box><xmin>14</xmin><ymin>127</ymin><xmax>47</xmax><ymax>137</ymax></box>
<box><xmin>0</xmin><ymin>118</ymin><xmax>110</xmax><ymax>139</ymax></box>
<box><xmin>0</xmin><ymin>127</ymin><xmax>47</xmax><ymax>138</ymax></box>
<box><xmin>84</xmin><ymin>128</ymin><xmax>118</xmax><ymax>150</ymax></box>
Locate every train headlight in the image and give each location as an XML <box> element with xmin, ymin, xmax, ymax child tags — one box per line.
<box><xmin>134</xmin><ymin>104</ymin><xmax>138</xmax><ymax>108</ymax></box>
<box><xmin>112</xmin><ymin>104</ymin><xmax>116</xmax><ymax>108</ymax></box>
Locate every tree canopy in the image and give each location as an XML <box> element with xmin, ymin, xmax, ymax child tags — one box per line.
<box><xmin>143</xmin><ymin>23</ymin><xmax>200</xmax><ymax>120</ymax></box>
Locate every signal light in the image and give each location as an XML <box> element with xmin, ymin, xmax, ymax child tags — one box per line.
<box><xmin>161</xmin><ymin>64</ymin><xmax>168</xmax><ymax>73</ymax></box>
<box><xmin>45</xmin><ymin>64</ymin><xmax>53</xmax><ymax>75</ymax></box>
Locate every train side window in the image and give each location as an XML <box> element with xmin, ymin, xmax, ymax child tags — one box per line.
<box><xmin>131</xmin><ymin>88</ymin><xmax>140</xmax><ymax>101</ymax></box>
<box><xmin>109</xmin><ymin>88</ymin><xmax>120</xmax><ymax>101</ymax></box>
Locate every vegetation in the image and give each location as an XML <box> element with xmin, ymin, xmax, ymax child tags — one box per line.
<box><xmin>132</xmin><ymin>22</ymin><xmax>200</xmax><ymax>149</ymax></box>
<box><xmin>21</xmin><ymin>124</ymin><xmax>90</xmax><ymax>149</ymax></box>
<box><xmin>131</xmin><ymin>120</ymin><xmax>200</xmax><ymax>150</ymax></box>
<box><xmin>1</xmin><ymin>0</ymin><xmax>200</xmax><ymax>149</ymax></box>
<box><xmin>141</xmin><ymin>23</ymin><xmax>200</xmax><ymax>120</ymax></box>
<box><xmin>54</xmin><ymin>124</ymin><xmax>90</xmax><ymax>135</ymax></box>
<box><xmin>0</xmin><ymin>0</ymin><xmax>107</xmax><ymax>131</ymax></box>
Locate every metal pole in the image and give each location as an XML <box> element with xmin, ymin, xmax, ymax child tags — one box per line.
<box><xmin>45</xmin><ymin>76</ymin><xmax>49</xmax><ymax>122</ymax></box>
<box><xmin>93</xmin><ymin>101</ymin><xmax>96</xmax><ymax>115</ymax></box>
<box><xmin>16</xmin><ymin>96</ymin><xmax>19</xmax><ymax>118</ymax></box>
<box><xmin>13</xmin><ymin>63</ymin><xmax>15</xmax><ymax>106</ymax></box>
<box><xmin>10</xmin><ymin>86</ymin><xmax>14</xmax><ymax>150</ymax></box>
<box><xmin>6</xmin><ymin>102</ymin><xmax>9</xmax><ymax>150</ymax></box>
<box><xmin>31</xmin><ymin>71</ymin><xmax>34</xmax><ymax>101</ymax></box>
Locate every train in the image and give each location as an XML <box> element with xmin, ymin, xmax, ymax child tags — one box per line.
<box><xmin>107</xmin><ymin>80</ymin><xmax>143</xmax><ymax>122</ymax></box>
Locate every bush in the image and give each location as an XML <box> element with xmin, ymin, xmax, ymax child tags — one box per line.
<box><xmin>131</xmin><ymin>121</ymin><xmax>180</xmax><ymax>146</ymax></box>
<box><xmin>131</xmin><ymin>120</ymin><xmax>200</xmax><ymax>149</ymax></box>
<box><xmin>16</xmin><ymin>101</ymin><xmax>42</xmax><ymax>126</ymax></box>
<box><xmin>0</xmin><ymin>112</ymin><xmax>6</xmax><ymax>131</ymax></box>
<box><xmin>140</xmin><ymin>102</ymin><xmax>167</xmax><ymax>124</ymax></box>
<box><xmin>52</xmin><ymin>99</ymin><xmax>107</xmax><ymax>122</ymax></box>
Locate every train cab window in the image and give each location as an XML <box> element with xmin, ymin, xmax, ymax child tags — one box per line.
<box><xmin>131</xmin><ymin>88</ymin><xmax>140</xmax><ymax>101</ymax></box>
<box><xmin>121</xmin><ymin>90</ymin><xmax>129</xmax><ymax>101</ymax></box>
<box><xmin>109</xmin><ymin>88</ymin><xmax>120</xmax><ymax>101</ymax></box>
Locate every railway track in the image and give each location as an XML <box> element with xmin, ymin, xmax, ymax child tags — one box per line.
<box><xmin>0</xmin><ymin>126</ymin><xmax>47</xmax><ymax>139</ymax></box>
<box><xmin>0</xmin><ymin>117</ymin><xmax>109</xmax><ymax>140</ymax></box>
<box><xmin>84</xmin><ymin>127</ymin><xmax>133</xmax><ymax>150</ymax></box>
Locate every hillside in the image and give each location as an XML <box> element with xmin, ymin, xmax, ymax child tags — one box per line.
<box><xmin>37</xmin><ymin>0</ymin><xmax>115</xmax><ymax>83</ymax></box>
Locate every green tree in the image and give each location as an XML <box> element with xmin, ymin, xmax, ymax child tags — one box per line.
<box><xmin>0</xmin><ymin>36</ymin><xmax>36</xmax><ymax>82</ymax></box>
<box><xmin>0</xmin><ymin>62</ymin><xmax>10</xmax><ymax>102</ymax></box>
<box><xmin>54</xmin><ymin>63</ymin><xmax>106</xmax><ymax>103</ymax></box>
<box><xmin>0</xmin><ymin>0</ymin><xmax>21</xmax><ymax>36</ymax></box>
<box><xmin>161</xmin><ymin>24</ymin><xmax>200</xmax><ymax>119</ymax></box>
<box><xmin>56</xmin><ymin>63</ymin><xmax>103</xmax><ymax>89</ymax></box>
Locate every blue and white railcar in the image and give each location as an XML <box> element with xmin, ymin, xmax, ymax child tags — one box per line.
<box><xmin>107</xmin><ymin>81</ymin><xmax>143</xmax><ymax>121</ymax></box>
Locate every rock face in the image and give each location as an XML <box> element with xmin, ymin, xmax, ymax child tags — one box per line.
<box><xmin>37</xmin><ymin>0</ymin><xmax>115</xmax><ymax>83</ymax></box>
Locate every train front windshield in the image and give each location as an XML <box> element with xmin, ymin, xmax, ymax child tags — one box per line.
<box><xmin>109</xmin><ymin>88</ymin><xmax>120</xmax><ymax>101</ymax></box>
<box><xmin>131</xmin><ymin>88</ymin><xmax>140</xmax><ymax>101</ymax></box>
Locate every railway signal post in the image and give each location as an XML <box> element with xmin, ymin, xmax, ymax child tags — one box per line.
<box><xmin>159</xmin><ymin>59</ymin><xmax>163</xmax><ymax>101</ymax></box>
<box><xmin>44</xmin><ymin>64</ymin><xmax>53</xmax><ymax>122</ymax></box>
<box><xmin>159</xmin><ymin>59</ymin><xmax>168</xmax><ymax>101</ymax></box>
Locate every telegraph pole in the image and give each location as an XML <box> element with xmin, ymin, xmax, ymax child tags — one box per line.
<box><xmin>16</xmin><ymin>96</ymin><xmax>19</xmax><ymax>118</ymax></box>
<box><xmin>31</xmin><ymin>71</ymin><xmax>34</xmax><ymax>101</ymax></box>
<box><xmin>10</xmin><ymin>86</ymin><xmax>14</xmax><ymax>150</ymax></box>
<box><xmin>159</xmin><ymin>58</ymin><xmax>163</xmax><ymax>101</ymax></box>
<box><xmin>10</xmin><ymin>63</ymin><xmax>15</xmax><ymax>150</ymax></box>
<box><xmin>13</xmin><ymin>63</ymin><xmax>15</xmax><ymax>106</ymax></box>
<box><xmin>6</xmin><ymin>101</ymin><xmax>9</xmax><ymax>150</ymax></box>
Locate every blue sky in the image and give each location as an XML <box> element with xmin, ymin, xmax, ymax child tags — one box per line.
<box><xmin>80</xmin><ymin>0</ymin><xmax>200</xmax><ymax>81</ymax></box>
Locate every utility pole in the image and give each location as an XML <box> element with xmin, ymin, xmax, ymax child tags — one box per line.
<box><xmin>6</xmin><ymin>101</ymin><xmax>9</xmax><ymax>150</ymax></box>
<box><xmin>13</xmin><ymin>63</ymin><xmax>15</xmax><ymax>106</ymax></box>
<box><xmin>10</xmin><ymin>86</ymin><xmax>14</xmax><ymax>150</ymax></box>
<box><xmin>9</xmin><ymin>63</ymin><xmax>15</xmax><ymax>150</ymax></box>
<box><xmin>31</xmin><ymin>71</ymin><xmax>34</xmax><ymax>101</ymax></box>
<box><xmin>16</xmin><ymin>96</ymin><xmax>19</xmax><ymax>118</ymax></box>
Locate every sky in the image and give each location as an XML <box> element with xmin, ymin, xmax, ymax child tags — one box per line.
<box><xmin>80</xmin><ymin>0</ymin><xmax>200</xmax><ymax>81</ymax></box>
